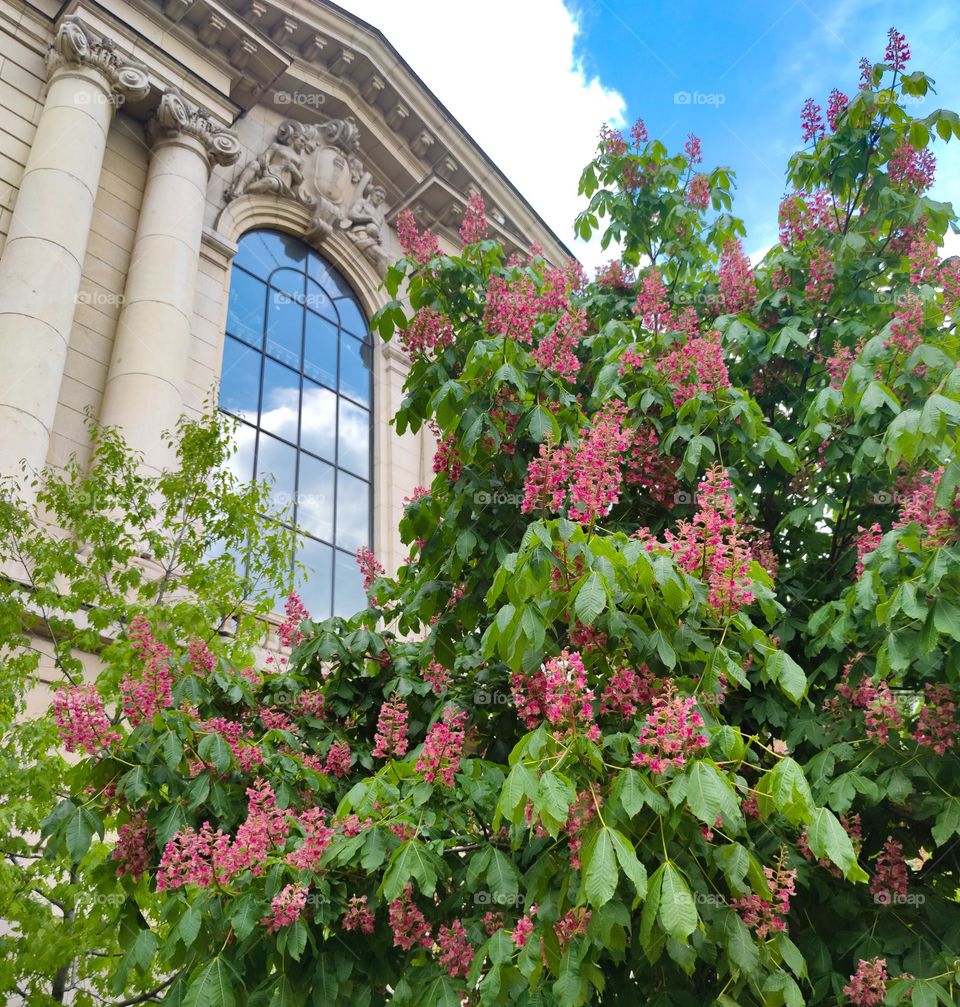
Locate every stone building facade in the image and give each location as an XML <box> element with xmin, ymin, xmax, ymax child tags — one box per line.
<box><xmin>0</xmin><ymin>0</ymin><xmax>567</xmax><ymax>615</ymax></box>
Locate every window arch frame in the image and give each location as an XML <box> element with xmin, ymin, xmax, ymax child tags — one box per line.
<box><xmin>218</xmin><ymin>227</ymin><xmax>375</xmax><ymax>619</ymax></box>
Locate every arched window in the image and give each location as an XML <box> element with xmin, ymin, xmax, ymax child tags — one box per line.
<box><xmin>219</xmin><ymin>229</ymin><xmax>372</xmax><ymax>618</ymax></box>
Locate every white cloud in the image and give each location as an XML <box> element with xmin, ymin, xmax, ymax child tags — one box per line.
<box><xmin>343</xmin><ymin>0</ymin><xmax>626</xmax><ymax>268</ymax></box>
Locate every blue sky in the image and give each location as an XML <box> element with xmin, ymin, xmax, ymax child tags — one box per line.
<box><xmin>571</xmin><ymin>0</ymin><xmax>960</xmax><ymax>256</ymax></box>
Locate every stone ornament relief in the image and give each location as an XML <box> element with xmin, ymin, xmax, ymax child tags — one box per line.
<box><xmin>147</xmin><ymin>89</ymin><xmax>242</xmax><ymax>167</ymax></box>
<box><xmin>226</xmin><ymin>115</ymin><xmax>390</xmax><ymax>273</ymax></box>
<box><xmin>47</xmin><ymin>16</ymin><xmax>151</xmax><ymax>103</ymax></box>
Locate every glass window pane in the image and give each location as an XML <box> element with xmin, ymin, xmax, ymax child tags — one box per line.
<box><xmin>255</xmin><ymin>434</ymin><xmax>297</xmax><ymax>516</ymax></box>
<box><xmin>297</xmin><ymin>537</ymin><xmax>333</xmax><ymax>620</ymax></box>
<box><xmin>334</xmin><ymin>548</ymin><xmax>367</xmax><ymax>618</ymax></box>
<box><xmin>297</xmin><ymin>454</ymin><xmax>335</xmax><ymax>542</ymax></box>
<box><xmin>336</xmin><ymin>471</ymin><xmax>369</xmax><ymax>553</ymax></box>
<box><xmin>236</xmin><ymin>231</ymin><xmax>308</xmax><ymax>278</ymax></box>
<box><xmin>266</xmin><ymin>287</ymin><xmax>303</xmax><ymax>369</ymax></box>
<box><xmin>335</xmin><ymin>297</ymin><xmax>367</xmax><ymax>339</ymax></box>
<box><xmin>219</xmin><ymin>337</ymin><xmax>260</xmax><ymax>419</ymax></box>
<box><xmin>308</xmin><ymin>254</ymin><xmax>351</xmax><ymax>298</ymax></box>
<box><xmin>304</xmin><ymin>312</ymin><xmax>337</xmax><ymax>388</ymax></box>
<box><xmin>338</xmin><ymin>398</ymin><xmax>370</xmax><ymax>477</ymax></box>
<box><xmin>305</xmin><ymin>278</ymin><xmax>336</xmax><ymax>320</ymax></box>
<box><xmin>269</xmin><ymin>267</ymin><xmax>305</xmax><ymax>302</ymax></box>
<box><xmin>300</xmin><ymin>380</ymin><xmax>337</xmax><ymax>461</ymax></box>
<box><xmin>260</xmin><ymin>359</ymin><xmax>300</xmax><ymax>443</ymax></box>
<box><xmin>225</xmin><ymin>420</ymin><xmax>256</xmax><ymax>484</ymax></box>
<box><xmin>339</xmin><ymin>332</ymin><xmax>371</xmax><ymax>406</ymax></box>
<box><xmin>227</xmin><ymin>270</ymin><xmax>266</xmax><ymax>347</ymax></box>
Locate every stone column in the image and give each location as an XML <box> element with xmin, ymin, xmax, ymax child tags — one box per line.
<box><xmin>99</xmin><ymin>90</ymin><xmax>240</xmax><ymax>468</ymax></box>
<box><xmin>0</xmin><ymin>17</ymin><xmax>149</xmax><ymax>483</ymax></box>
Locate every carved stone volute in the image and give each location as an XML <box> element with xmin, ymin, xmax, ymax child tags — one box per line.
<box><xmin>47</xmin><ymin>17</ymin><xmax>151</xmax><ymax>102</ymax></box>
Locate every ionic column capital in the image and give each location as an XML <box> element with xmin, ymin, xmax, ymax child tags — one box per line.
<box><xmin>47</xmin><ymin>16</ymin><xmax>151</xmax><ymax>103</ymax></box>
<box><xmin>146</xmin><ymin>89</ymin><xmax>242</xmax><ymax>168</ymax></box>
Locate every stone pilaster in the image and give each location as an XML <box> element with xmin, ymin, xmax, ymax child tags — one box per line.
<box><xmin>0</xmin><ymin>17</ymin><xmax>149</xmax><ymax>485</ymax></box>
<box><xmin>99</xmin><ymin>89</ymin><xmax>240</xmax><ymax>468</ymax></box>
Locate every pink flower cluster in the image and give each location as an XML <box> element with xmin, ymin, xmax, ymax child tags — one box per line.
<box><xmin>513</xmin><ymin>905</ymin><xmax>537</xmax><ymax>948</ymax></box>
<box><xmin>459</xmin><ymin>191</ymin><xmax>488</xmax><ymax>244</ymax></box>
<box><xmin>778</xmin><ymin>190</ymin><xmax>837</xmax><ymax>248</ymax></box>
<box><xmin>896</xmin><ymin>468</ymin><xmax>957</xmax><ymax>546</ymax></box>
<box><xmin>871</xmin><ymin>838</ymin><xmax>908</xmax><ymax>903</ymax></box>
<box><xmin>554</xmin><ymin>907</ymin><xmax>591</xmax><ymax>948</ymax></box>
<box><xmin>531</xmin><ymin>308</ymin><xmax>587</xmax><ymax>379</ymax></box>
<box><xmin>799</xmin><ymin>813</ymin><xmax>861</xmax><ymax>878</ymax></box>
<box><xmin>567</xmin><ymin>402</ymin><xmax>630</xmax><ymax>525</ymax></box>
<box><xmin>718</xmin><ymin>240</ymin><xmax>757</xmax><ymax>314</ymax></box>
<box><xmin>632</xmin><ymin>681</ymin><xmax>708</xmax><ymax>774</ymax></box>
<box><xmin>913</xmin><ymin>683</ymin><xmax>957</xmax><ymax>754</ymax></box>
<box><xmin>430</xmin><ymin>423</ymin><xmax>463</xmax><ymax>482</ymax></box>
<box><xmin>521</xmin><ymin>440</ymin><xmax>570</xmax><ymax>515</ymax></box>
<box><xmin>325</xmin><ymin>739</ymin><xmax>352</xmax><ymax>777</ymax></box>
<box><xmin>885</xmin><ymin>294</ymin><xmax>923</xmax><ymax>355</ymax></box>
<box><xmin>416</xmin><ymin>706</ymin><xmax>467</xmax><ymax>786</ymax></box>
<box><xmin>805</xmin><ymin>246</ymin><xmax>835</xmax><ymax>305</ymax></box>
<box><xmin>372</xmin><ymin>694</ymin><xmax>409</xmax><ymax>759</ymax></box>
<box><xmin>295</xmin><ymin>689</ymin><xmax>326</xmax><ymax>719</ymax></box>
<box><xmin>800</xmin><ymin>98</ymin><xmax>824</xmax><ymax>143</ymax></box>
<box><xmin>685</xmin><ymin>133</ymin><xmax>703</xmax><ymax>165</ymax></box>
<box><xmin>422</xmin><ymin>661</ymin><xmax>449</xmax><ymax>694</ymax></box>
<box><xmin>566</xmin><ymin>790</ymin><xmax>600</xmax><ymax>869</ymax></box>
<box><xmin>665</xmin><ymin>466</ymin><xmax>755</xmax><ymax>614</ymax></box>
<box><xmin>600</xmin><ymin>664</ymin><xmax>657</xmax><ymax>719</ymax></box>
<box><xmin>622</xmin><ymin>424</ymin><xmax>682</xmax><ymax>507</ymax></box>
<box><xmin>687</xmin><ymin>173</ymin><xmax>710</xmax><ymax>210</ymax></box>
<box><xmin>732</xmin><ymin>859</ymin><xmax>796</xmax><ymax>939</ymax></box>
<box><xmin>287</xmin><ymin>806</ymin><xmax>334</xmax><ymax>871</ymax></box>
<box><xmin>483</xmin><ymin>273</ymin><xmax>540</xmax><ymax>343</ymax></box>
<box><xmin>396</xmin><ymin>209</ymin><xmax>440</xmax><ymax>266</ymax></box>
<box><xmin>51</xmin><ymin>684</ymin><xmax>121</xmax><ymax>755</ymax></box>
<box><xmin>595</xmin><ymin>260</ymin><xmax>636</xmax><ymax>291</ymax></box>
<box><xmin>656</xmin><ymin>332</ymin><xmax>731</xmax><ymax>407</ymax></box>
<box><xmin>844</xmin><ymin>958</ymin><xmax>889</xmax><ymax>1007</ymax></box>
<box><xmin>884</xmin><ymin>27</ymin><xmax>910</xmax><ymax>71</ymax></box>
<box><xmin>908</xmin><ymin>238</ymin><xmax>939</xmax><ymax>285</ymax></box>
<box><xmin>356</xmin><ymin>546</ymin><xmax>385</xmax><ymax>598</ymax></box>
<box><xmin>121</xmin><ymin>615</ymin><xmax>174</xmax><ymax>726</ymax></box>
<box><xmin>437</xmin><ymin>920</ymin><xmax>473</xmax><ymax>978</ymax></box>
<box><xmin>389</xmin><ymin>883</ymin><xmax>433</xmax><ymax>950</ymax></box>
<box><xmin>888</xmin><ymin>143</ymin><xmax>936</xmax><ymax>193</ymax></box>
<box><xmin>827</xmin><ymin>89</ymin><xmax>849</xmax><ymax>131</ymax></box>
<box><xmin>279</xmin><ymin>592</ymin><xmax>310</xmax><ymax>649</ymax></box>
<box><xmin>187</xmin><ymin>639</ymin><xmax>216</xmax><ymax>676</ymax></box>
<box><xmin>824</xmin><ymin>338</ymin><xmax>865</xmax><ymax>390</ymax></box>
<box><xmin>342</xmin><ymin>894</ymin><xmax>375</xmax><ymax>933</ymax></box>
<box><xmin>633</xmin><ymin>268</ymin><xmax>674</xmax><ymax>333</ymax></box>
<box><xmin>399</xmin><ymin>307</ymin><xmax>455</xmax><ymax>362</ymax></box>
<box><xmin>835</xmin><ymin>664</ymin><xmax>903</xmax><ymax>745</ymax></box>
<box><xmin>260</xmin><ymin>884</ymin><xmax>307</xmax><ymax>933</ymax></box>
<box><xmin>197</xmin><ymin>716</ymin><xmax>263</xmax><ymax>773</ymax></box>
<box><xmin>112</xmin><ymin>814</ymin><xmax>154</xmax><ymax>881</ymax></box>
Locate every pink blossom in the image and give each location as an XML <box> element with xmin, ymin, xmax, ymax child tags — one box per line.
<box><xmin>343</xmin><ymin>894</ymin><xmax>376</xmax><ymax>933</ymax></box>
<box><xmin>51</xmin><ymin>685</ymin><xmax>121</xmax><ymax>755</ymax></box>
<box><xmin>356</xmin><ymin>546</ymin><xmax>385</xmax><ymax>595</ymax></box>
<box><xmin>941</xmin><ymin>258</ymin><xmax>960</xmax><ymax>309</ymax></box>
<box><xmin>622</xmin><ymin>424</ymin><xmax>682</xmax><ymax>507</ymax></box>
<box><xmin>718</xmin><ymin>240</ymin><xmax>757</xmax><ymax>314</ymax></box>
<box><xmin>884</xmin><ymin>27</ymin><xmax>910</xmax><ymax>72</ymax></box>
<box><xmin>732</xmin><ymin>858</ymin><xmax>796</xmax><ymax>939</ymax></box>
<box><xmin>156</xmin><ymin>822</ymin><xmax>221</xmax><ymax>891</ymax></box>
<box><xmin>888</xmin><ymin>143</ymin><xmax>936</xmax><ymax>193</ymax></box>
<box><xmin>531</xmin><ymin>308</ymin><xmax>586</xmax><ymax>379</ymax></box>
<box><xmin>372</xmin><ymin>694</ymin><xmax>410</xmax><ymax>759</ymax></box>
<box><xmin>430</xmin><ymin>422</ymin><xmax>462</xmax><ymax>482</ymax></box>
<box><xmin>515</xmin><ymin>649</ymin><xmax>599</xmax><ymax>740</ymax></box>
<box><xmin>187</xmin><ymin>639</ymin><xmax>216</xmax><ymax>676</ymax></box>
<box><xmin>554</xmin><ymin>907</ymin><xmax>591</xmax><ymax>948</ymax></box>
<box><xmin>630</xmin><ymin>118</ymin><xmax>649</xmax><ymax>149</ymax></box>
<box><xmin>778</xmin><ymin>190</ymin><xmax>837</xmax><ymax>247</ymax></box>
<box><xmin>632</xmin><ymin>681</ymin><xmax>708</xmax><ymax>775</ymax></box>
<box><xmin>854</xmin><ymin>523</ymin><xmax>883</xmax><ymax>578</ymax></box>
<box><xmin>684</xmin><ymin>133</ymin><xmax>703</xmax><ymax>165</ymax></box>
<box><xmin>634</xmin><ymin>268</ymin><xmax>672</xmax><ymax>332</ymax></box>
<box><xmin>437</xmin><ymin>920</ymin><xmax>473</xmax><ymax>978</ymax></box>
<box><xmin>871</xmin><ymin>838</ymin><xmax>908</xmax><ymax>903</ymax></box>
<box><xmin>914</xmin><ymin>683</ymin><xmax>957</xmax><ymax>754</ymax></box>
<box><xmin>389</xmin><ymin>883</ymin><xmax>433</xmax><ymax>950</ymax></box>
<box><xmin>567</xmin><ymin>402</ymin><xmax>630</xmax><ymax>525</ymax></box>
<box><xmin>843</xmin><ymin>958</ymin><xmax>889</xmax><ymax>1007</ymax></box>
<box><xmin>483</xmin><ymin>911</ymin><xmax>504</xmax><ymax>935</ymax></box>
<box><xmin>214</xmin><ymin>779</ymin><xmax>290</xmax><ymax>880</ymax></box>
<box><xmin>513</xmin><ymin>909</ymin><xmax>535</xmax><ymax>948</ymax></box>
<box><xmin>664</xmin><ymin>466</ymin><xmax>754</xmax><ymax>614</ymax></box>
<box><xmin>325</xmin><ymin>740</ymin><xmax>352</xmax><ymax>777</ymax></box>
<box><xmin>687</xmin><ymin>173</ymin><xmax>710</xmax><ymax>210</ymax></box>
<box><xmin>520</xmin><ymin>440</ymin><xmax>572</xmax><ymax>515</ymax></box>
<box><xmin>825</xmin><ymin>339</ymin><xmax>864</xmax><ymax>390</ymax></box>
<box><xmin>800</xmin><ymin>98</ymin><xmax>824</xmax><ymax>143</ymax></box>
<box><xmin>894</xmin><ymin>468</ymin><xmax>957</xmax><ymax>546</ymax></box>
<box><xmin>396</xmin><ymin>209</ymin><xmax>440</xmax><ymax>266</ymax></box>
<box><xmin>112</xmin><ymin>814</ymin><xmax>154</xmax><ymax>881</ymax></box>
<box><xmin>483</xmin><ymin>273</ymin><xmax>540</xmax><ymax>343</ymax></box>
<box><xmin>422</xmin><ymin>661</ymin><xmax>449</xmax><ymax>694</ymax></box>
<box><xmin>416</xmin><ymin>706</ymin><xmax>467</xmax><ymax>786</ymax></box>
<box><xmin>260</xmin><ymin>884</ymin><xmax>307</xmax><ymax>933</ymax></box>
<box><xmin>599</xmin><ymin>123</ymin><xmax>627</xmax><ymax>157</ymax></box>
<box><xmin>827</xmin><ymin>89</ymin><xmax>849</xmax><ymax>131</ymax></box>
<box><xmin>295</xmin><ymin>689</ymin><xmax>326</xmax><ymax>719</ymax></box>
<box><xmin>656</xmin><ymin>332</ymin><xmax>731</xmax><ymax>406</ymax></box>
<box><xmin>197</xmin><ymin>716</ymin><xmax>263</xmax><ymax>773</ymax></box>
<box><xmin>287</xmin><ymin>806</ymin><xmax>334</xmax><ymax>871</ymax></box>
<box><xmin>120</xmin><ymin>615</ymin><xmax>174</xmax><ymax>726</ymax></box>
<box><xmin>908</xmin><ymin>238</ymin><xmax>938</xmax><ymax>285</ymax></box>
<box><xmin>279</xmin><ymin>592</ymin><xmax>310</xmax><ymax>649</ymax></box>
<box><xmin>399</xmin><ymin>307</ymin><xmax>454</xmax><ymax>361</ymax></box>
<box><xmin>459</xmin><ymin>191</ymin><xmax>488</xmax><ymax>244</ymax></box>
<box><xmin>884</xmin><ymin>294</ymin><xmax>923</xmax><ymax>355</ymax></box>
<box><xmin>805</xmin><ymin>246</ymin><xmax>835</xmax><ymax>305</ymax></box>
<box><xmin>566</xmin><ymin>790</ymin><xmax>600</xmax><ymax>869</ymax></box>
<box><xmin>595</xmin><ymin>260</ymin><xmax>636</xmax><ymax>291</ymax></box>
<box><xmin>601</xmin><ymin>664</ymin><xmax>657</xmax><ymax>719</ymax></box>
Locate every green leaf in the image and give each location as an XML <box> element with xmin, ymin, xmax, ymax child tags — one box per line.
<box><xmin>574</xmin><ymin>572</ymin><xmax>607</xmax><ymax>625</ymax></box>
<box><xmin>583</xmin><ymin>828</ymin><xmax>618</xmax><ymax>907</ymax></box>
<box><xmin>684</xmin><ymin>761</ymin><xmax>743</xmax><ymax>830</ymax></box>
<box><xmin>766</xmin><ymin>651</ymin><xmax>807</xmax><ymax>703</ymax></box>
<box><xmin>807</xmin><ymin>807</ymin><xmax>865</xmax><ymax>880</ymax></box>
<box><xmin>270</xmin><ymin>977</ymin><xmax>296</xmax><ymax>1007</ymax></box>
<box><xmin>658</xmin><ymin>863</ymin><xmax>698</xmax><ymax>942</ymax></box>
<box><xmin>608</xmin><ymin>828</ymin><xmax>647</xmax><ymax>899</ymax></box>
<box><xmin>382</xmin><ymin>840</ymin><xmax>443</xmax><ymax>900</ymax></box>
<box><xmin>722</xmin><ymin>910</ymin><xmax>758</xmax><ymax>973</ymax></box>
<box><xmin>183</xmin><ymin>958</ymin><xmax>237</xmax><ymax>1007</ymax></box>
<box><xmin>66</xmin><ymin>806</ymin><xmax>102</xmax><ymax>863</ymax></box>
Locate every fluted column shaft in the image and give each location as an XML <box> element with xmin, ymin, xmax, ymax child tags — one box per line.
<box><xmin>99</xmin><ymin>90</ymin><xmax>240</xmax><ymax>468</ymax></box>
<box><xmin>0</xmin><ymin>18</ymin><xmax>149</xmax><ymax>484</ymax></box>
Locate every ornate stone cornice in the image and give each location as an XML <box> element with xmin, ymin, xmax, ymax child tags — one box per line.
<box><xmin>47</xmin><ymin>16</ymin><xmax>151</xmax><ymax>102</ymax></box>
<box><xmin>146</xmin><ymin>88</ymin><xmax>242</xmax><ymax>167</ymax></box>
